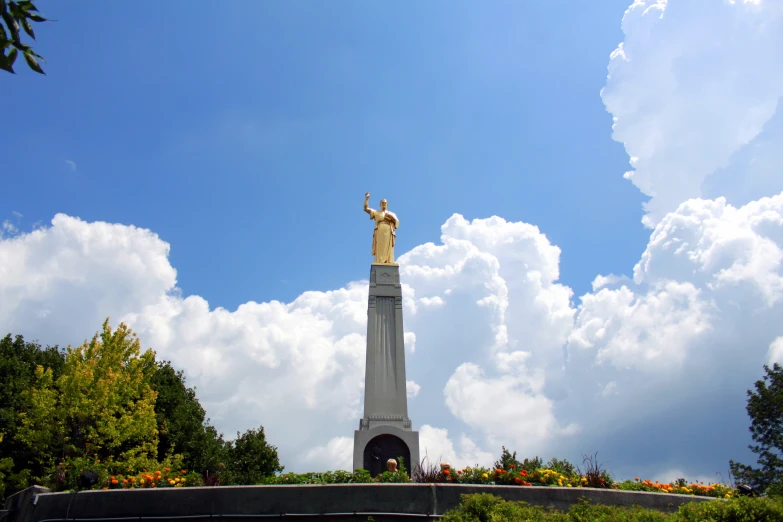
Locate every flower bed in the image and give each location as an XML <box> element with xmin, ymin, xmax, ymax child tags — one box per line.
<box><xmin>55</xmin><ymin>449</ymin><xmax>744</xmax><ymax>499</ymax></box>
<box><xmin>95</xmin><ymin>468</ymin><xmax>202</xmax><ymax>490</ymax></box>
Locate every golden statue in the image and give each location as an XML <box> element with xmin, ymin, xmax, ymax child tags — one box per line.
<box><xmin>364</xmin><ymin>192</ymin><xmax>399</xmax><ymax>265</ymax></box>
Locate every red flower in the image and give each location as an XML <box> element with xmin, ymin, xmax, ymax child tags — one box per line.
<box><xmin>443</xmin><ymin>469</ymin><xmax>451</xmax><ymax>476</ymax></box>
<box><xmin>514</xmin><ymin>477</ymin><xmax>522</xmax><ymax>484</ymax></box>
<box><xmin>509</xmin><ymin>464</ymin><xmax>516</xmax><ymax>469</ymax></box>
<box><xmin>521</xmin><ymin>470</ymin><xmax>528</xmax><ymax>477</ymax></box>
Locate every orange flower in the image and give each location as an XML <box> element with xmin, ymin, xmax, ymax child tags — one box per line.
<box><xmin>509</xmin><ymin>464</ymin><xmax>516</xmax><ymax>469</ymax></box>
<box><xmin>96</xmin><ymin>459</ymin><xmax>101</xmax><ymax>463</ymax></box>
<box><xmin>514</xmin><ymin>477</ymin><xmax>522</xmax><ymax>484</ymax></box>
<box><xmin>111</xmin><ymin>479</ymin><xmax>119</xmax><ymax>485</ymax></box>
<box><xmin>102</xmin><ymin>487</ymin><xmax>108</xmax><ymax>490</ymax></box>
<box><xmin>521</xmin><ymin>470</ymin><xmax>528</xmax><ymax>477</ymax></box>
<box><xmin>443</xmin><ymin>469</ymin><xmax>451</xmax><ymax>476</ymax></box>
<box><xmin>164</xmin><ymin>467</ymin><xmax>171</xmax><ymax>472</ymax></box>
<box><xmin>181</xmin><ymin>470</ymin><xmax>187</xmax><ymax>475</ymax></box>
<box><xmin>110</xmin><ymin>476</ymin><xmax>115</xmax><ymax>480</ymax></box>
<box><xmin>635</xmin><ymin>477</ymin><xmax>639</xmax><ymax>481</ymax></box>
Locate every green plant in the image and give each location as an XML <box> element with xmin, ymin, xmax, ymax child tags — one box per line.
<box><xmin>373</xmin><ymin>456</ymin><xmax>411</xmax><ymax>483</ymax></box>
<box><xmin>412</xmin><ymin>454</ymin><xmax>444</xmax><ymax>483</ymax></box>
<box><xmin>577</xmin><ymin>452</ymin><xmax>613</xmax><ymax>488</ymax></box>
<box><xmin>0</xmin><ymin>0</ymin><xmax>49</xmax><ymax>74</ymax></box>
<box><xmin>729</xmin><ymin>363</ymin><xmax>783</xmax><ymax>497</ymax></box>
<box><xmin>261</xmin><ymin>469</ymin><xmax>375</xmax><ymax>485</ymax></box>
<box><xmin>442</xmin><ymin>492</ymin><xmax>783</xmax><ymax>522</ymax></box>
<box><xmin>676</xmin><ymin>495</ymin><xmax>783</xmax><ymax>521</ymax></box>
<box><xmin>545</xmin><ymin>457</ymin><xmax>576</xmax><ymax>477</ymax></box>
<box><xmin>222</xmin><ymin>426</ymin><xmax>282</xmax><ymax>485</ymax></box>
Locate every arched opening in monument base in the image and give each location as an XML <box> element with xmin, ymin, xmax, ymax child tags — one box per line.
<box><xmin>363</xmin><ymin>434</ymin><xmax>411</xmax><ymax>477</ymax></box>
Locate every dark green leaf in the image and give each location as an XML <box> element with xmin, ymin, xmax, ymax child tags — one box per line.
<box><xmin>7</xmin><ymin>1</ymin><xmax>20</xmax><ymax>18</ymax></box>
<box><xmin>21</xmin><ymin>17</ymin><xmax>33</xmax><ymax>39</ymax></box>
<box><xmin>27</xmin><ymin>13</ymin><xmax>47</xmax><ymax>22</ymax></box>
<box><xmin>17</xmin><ymin>0</ymin><xmax>38</xmax><ymax>10</ymax></box>
<box><xmin>0</xmin><ymin>22</ymin><xmax>8</xmax><ymax>43</ymax></box>
<box><xmin>1</xmin><ymin>11</ymin><xmax>20</xmax><ymax>42</ymax></box>
<box><xmin>0</xmin><ymin>51</ymin><xmax>15</xmax><ymax>73</ymax></box>
<box><xmin>7</xmin><ymin>45</ymin><xmax>17</xmax><ymax>66</ymax></box>
<box><xmin>23</xmin><ymin>49</ymin><xmax>43</xmax><ymax>73</ymax></box>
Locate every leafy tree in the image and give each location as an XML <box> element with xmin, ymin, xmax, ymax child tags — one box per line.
<box><xmin>0</xmin><ymin>334</ymin><xmax>65</xmax><ymax>499</ymax></box>
<box><xmin>224</xmin><ymin>427</ymin><xmax>283</xmax><ymax>485</ymax></box>
<box><xmin>493</xmin><ymin>446</ymin><xmax>542</xmax><ymax>475</ymax></box>
<box><xmin>545</xmin><ymin>456</ymin><xmax>576</xmax><ymax>476</ymax></box>
<box><xmin>15</xmin><ymin>320</ymin><xmax>165</xmax><ymax>486</ymax></box>
<box><xmin>1</xmin><ymin>0</ymin><xmax>49</xmax><ymax>74</ymax></box>
<box><xmin>1</xmin><ymin>322</ymin><xmax>285</xmax><ymax>494</ymax></box>
<box><xmin>151</xmin><ymin>361</ymin><xmax>228</xmax><ymax>476</ymax></box>
<box><xmin>730</xmin><ymin>363</ymin><xmax>783</xmax><ymax>496</ymax></box>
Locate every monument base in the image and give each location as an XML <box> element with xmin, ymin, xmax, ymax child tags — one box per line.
<box><xmin>353</xmin><ymin>424</ymin><xmax>420</xmax><ymax>477</ymax></box>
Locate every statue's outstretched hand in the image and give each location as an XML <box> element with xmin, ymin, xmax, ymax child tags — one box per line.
<box><xmin>365</xmin><ymin>192</ymin><xmax>371</xmax><ymax>199</ymax></box>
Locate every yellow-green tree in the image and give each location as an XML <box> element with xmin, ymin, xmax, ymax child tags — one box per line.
<box><xmin>16</xmin><ymin>319</ymin><xmax>169</xmax><ymax>487</ymax></box>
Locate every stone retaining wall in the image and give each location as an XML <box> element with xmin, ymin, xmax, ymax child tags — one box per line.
<box><xmin>3</xmin><ymin>484</ymin><xmax>717</xmax><ymax>522</ymax></box>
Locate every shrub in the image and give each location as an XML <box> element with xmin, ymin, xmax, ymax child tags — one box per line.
<box><xmin>442</xmin><ymin>493</ymin><xmax>783</xmax><ymax>522</ymax></box>
<box><xmin>676</xmin><ymin>495</ymin><xmax>783</xmax><ymax>521</ymax></box>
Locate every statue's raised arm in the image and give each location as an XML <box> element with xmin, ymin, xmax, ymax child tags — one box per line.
<box><xmin>364</xmin><ymin>192</ymin><xmax>372</xmax><ymax>215</ymax></box>
<box><xmin>364</xmin><ymin>193</ymin><xmax>398</xmax><ymax>265</ymax></box>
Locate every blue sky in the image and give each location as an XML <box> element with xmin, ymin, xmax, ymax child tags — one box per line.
<box><xmin>3</xmin><ymin>0</ymin><xmax>645</xmax><ymax>308</ymax></box>
<box><xmin>3</xmin><ymin>0</ymin><xmax>783</xmax><ymax>482</ymax></box>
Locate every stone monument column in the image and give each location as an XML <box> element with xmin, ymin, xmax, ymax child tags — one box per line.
<box><xmin>354</xmin><ymin>194</ymin><xmax>420</xmax><ymax>475</ymax></box>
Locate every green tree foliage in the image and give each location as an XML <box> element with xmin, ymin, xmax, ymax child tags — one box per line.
<box><xmin>730</xmin><ymin>363</ymin><xmax>783</xmax><ymax>496</ymax></box>
<box><xmin>493</xmin><ymin>446</ymin><xmax>543</xmax><ymax>475</ymax></box>
<box><xmin>15</xmin><ymin>320</ymin><xmax>164</xmax><ymax>486</ymax></box>
<box><xmin>0</xmin><ymin>334</ymin><xmax>65</xmax><ymax>498</ymax></box>
<box><xmin>151</xmin><ymin>361</ymin><xmax>228</xmax><ymax>476</ymax></box>
<box><xmin>223</xmin><ymin>426</ymin><xmax>283</xmax><ymax>485</ymax></box>
<box><xmin>0</xmin><ymin>320</ymin><xmax>284</xmax><ymax>495</ymax></box>
<box><xmin>0</xmin><ymin>0</ymin><xmax>48</xmax><ymax>74</ymax></box>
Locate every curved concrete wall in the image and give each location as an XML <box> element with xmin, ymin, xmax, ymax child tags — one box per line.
<box><xmin>4</xmin><ymin>483</ymin><xmax>717</xmax><ymax>522</ymax></box>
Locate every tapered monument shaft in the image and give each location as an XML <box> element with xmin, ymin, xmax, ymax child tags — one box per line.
<box><xmin>353</xmin><ymin>264</ymin><xmax>419</xmax><ymax>475</ymax></box>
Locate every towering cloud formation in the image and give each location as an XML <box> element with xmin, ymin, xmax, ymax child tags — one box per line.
<box><xmin>601</xmin><ymin>0</ymin><xmax>783</xmax><ymax>227</ymax></box>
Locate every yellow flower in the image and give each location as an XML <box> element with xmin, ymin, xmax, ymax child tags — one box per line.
<box><xmin>482</xmin><ymin>473</ymin><xmax>488</xmax><ymax>479</ymax></box>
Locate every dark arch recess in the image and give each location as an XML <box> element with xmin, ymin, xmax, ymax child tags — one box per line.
<box><xmin>363</xmin><ymin>434</ymin><xmax>411</xmax><ymax>477</ymax></box>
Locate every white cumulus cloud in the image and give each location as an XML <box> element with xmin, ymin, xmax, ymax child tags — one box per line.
<box><xmin>602</xmin><ymin>0</ymin><xmax>783</xmax><ymax>227</ymax></box>
<box><xmin>769</xmin><ymin>336</ymin><xmax>783</xmax><ymax>366</ymax></box>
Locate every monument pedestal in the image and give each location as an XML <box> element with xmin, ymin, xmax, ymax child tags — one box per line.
<box><xmin>353</xmin><ymin>264</ymin><xmax>419</xmax><ymax>475</ymax></box>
